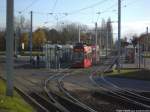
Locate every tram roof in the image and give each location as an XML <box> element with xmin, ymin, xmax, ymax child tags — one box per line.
<box><xmin>43</xmin><ymin>44</ymin><xmax>73</xmax><ymax>49</ymax></box>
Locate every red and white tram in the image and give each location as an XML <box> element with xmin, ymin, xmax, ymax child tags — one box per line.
<box><xmin>72</xmin><ymin>43</ymin><xmax>93</xmax><ymax>68</ymax></box>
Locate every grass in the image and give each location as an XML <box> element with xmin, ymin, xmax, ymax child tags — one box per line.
<box><xmin>0</xmin><ymin>51</ymin><xmax>5</xmax><ymax>55</ymax></box>
<box><xmin>0</xmin><ymin>79</ymin><xmax>34</xmax><ymax>112</ymax></box>
<box><xmin>20</xmin><ymin>51</ymin><xmax>44</xmax><ymax>56</ymax></box>
<box><xmin>144</xmin><ymin>56</ymin><xmax>150</xmax><ymax>58</ymax></box>
<box><xmin>0</xmin><ymin>51</ymin><xmax>44</xmax><ymax>56</ymax></box>
<box><xmin>103</xmin><ymin>69</ymin><xmax>150</xmax><ymax>81</ymax></box>
<box><xmin>144</xmin><ymin>52</ymin><xmax>150</xmax><ymax>58</ymax></box>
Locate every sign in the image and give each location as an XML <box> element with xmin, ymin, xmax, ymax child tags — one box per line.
<box><xmin>22</xmin><ymin>43</ymin><xmax>24</xmax><ymax>50</ymax></box>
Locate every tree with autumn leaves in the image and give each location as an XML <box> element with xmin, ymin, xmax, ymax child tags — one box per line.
<box><xmin>20</xmin><ymin>28</ymin><xmax>47</xmax><ymax>50</ymax></box>
<box><xmin>32</xmin><ymin>29</ymin><xmax>47</xmax><ymax>50</ymax></box>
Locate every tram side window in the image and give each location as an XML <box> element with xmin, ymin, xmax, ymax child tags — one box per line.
<box><xmin>73</xmin><ymin>52</ymin><xmax>84</xmax><ymax>61</ymax></box>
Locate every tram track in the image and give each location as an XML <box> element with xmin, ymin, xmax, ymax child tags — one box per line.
<box><xmin>11</xmin><ymin>67</ymin><xmax>98</xmax><ymax>112</ymax></box>
<box><xmin>15</xmin><ymin>74</ymin><xmax>64</xmax><ymax>112</ymax></box>
<box><xmin>3</xmin><ymin>54</ymin><xmax>150</xmax><ymax>111</ymax></box>
<box><xmin>57</xmin><ymin>74</ymin><xmax>97</xmax><ymax>112</ymax></box>
<box><xmin>45</xmin><ymin>69</ymin><xmax>97</xmax><ymax>112</ymax></box>
<box><xmin>90</xmin><ymin>56</ymin><xmax>150</xmax><ymax>109</ymax></box>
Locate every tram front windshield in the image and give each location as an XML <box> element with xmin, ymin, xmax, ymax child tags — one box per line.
<box><xmin>73</xmin><ymin>52</ymin><xmax>84</xmax><ymax>62</ymax></box>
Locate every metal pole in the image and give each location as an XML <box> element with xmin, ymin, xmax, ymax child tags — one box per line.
<box><xmin>55</xmin><ymin>46</ymin><xmax>57</xmax><ymax>69</ymax></box>
<box><xmin>30</xmin><ymin>11</ymin><xmax>33</xmax><ymax>63</ymax></box>
<box><xmin>19</xmin><ymin>13</ymin><xmax>22</xmax><ymax>54</ymax></box>
<box><xmin>144</xmin><ymin>27</ymin><xmax>149</xmax><ymax>68</ymax></box>
<box><xmin>6</xmin><ymin>0</ymin><xmax>14</xmax><ymax>96</ymax></box>
<box><xmin>78</xmin><ymin>26</ymin><xmax>80</xmax><ymax>43</ymax></box>
<box><xmin>144</xmin><ymin>39</ymin><xmax>146</xmax><ymax>69</ymax></box>
<box><xmin>118</xmin><ymin>0</ymin><xmax>121</xmax><ymax>72</ymax></box>
<box><xmin>146</xmin><ymin>27</ymin><xmax>149</xmax><ymax>51</ymax></box>
<box><xmin>99</xmin><ymin>30</ymin><xmax>102</xmax><ymax>61</ymax></box>
<box><xmin>106</xmin><ymin>29</ymin><xmax>108</xmax><ymax>58</ymax></box>
<box><xmin>16</xmin><ymin>27</ymin><xmax>20</xmax><ymax>56</ymax></box>
<box><xmin>138</xmin><ymin>40</ymin><xmax>141</xmax><ymax>69</ymax></box>
<box><xmin>14</xmin><ymin>29</ymin><xmax>17</xmax><ymax>56</ymax></box>
<box><xmin>95</xmin><ymin>22</ymin><xmax>98</xmax><ymax>63</ymax></box>
<box><xmin>49</xmin><ymin>48</ymin><xmax>51</xmax><ymax>69</ymax></box>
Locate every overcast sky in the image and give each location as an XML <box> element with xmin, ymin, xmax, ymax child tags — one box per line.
<box><xmin>0</xmin><ymin>0</ymin><xmax>150</xmax><ymax>39</ymax></box>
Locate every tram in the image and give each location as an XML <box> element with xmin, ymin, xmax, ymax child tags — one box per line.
<box><xmin>72</xmin><ymin>43</ymin><xmax>92</xmax><ymax>68</ymax></box>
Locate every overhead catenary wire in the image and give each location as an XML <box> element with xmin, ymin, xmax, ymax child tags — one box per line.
<box><xmin>48</xmin><ymin>0</ymin><xmax>58</xmax><ymax>24</ymax></box>
<box><xmin>14</xmin><ymin>0</ymin><xmax>142</xmax><ymax>28</ymax></box>
<box><xmin>15</xmin><ymin>0</ymin><xmax>112</xmax><ymax>17</ymax></box>
<box><xmin>123</xmin><ymin>0</ymin><xmax>140</xmax><ymax>8</ymax></box>
<box><xmin>95</xmin><ymin>2</ymin><xmax>117</xmax><ymax>22</ymax></box>
<box><xmin>24</xmin><ymin>0</ymin><xmax>110</xmax><ymax>16</ymax></box>
<box><xmin>96</xmin><ymin>12</ymin><xmax>101</xmax><ymax>23</ymax></box>
<box><xmin>13</xmin><ymin>0</ymin><xmax>144</xmax><ymax>17</ymax></box>
<box><xmin>51</xmin><ymin>0</ymin><xmax>58</xmax><ymax>13</ymax></box>
<box><xmin>68</xmin><ymin>0</ymin><xmax>110</xmax><ymax>15</ymax></box>
<box><xmin>15</xmin><ymin>0</ymin><xmax>113</xmax><ymax>17</ymax></box>
<box><xmin>32</xmin><ymin>11</ymin><xmax>68</xmax><ymax>16</ymax></box>
<box><xmin>95</xmin><ymin>0</ymin><xmax>139</xmax><ymax>22</ymax></box>
<box><xmin>19</xmin><ymin>0</ymin><xmax>39</xmax><ymax>14</ymax></box>
<box><xmin>57</xmin><ymin>0</ymin><xmax>121</xmax><ymax>23</ymax></box>
<box><xmin>51</xmin><ymin>0</ymin><xmax>111</xmax><ymax>23</ymax></box>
